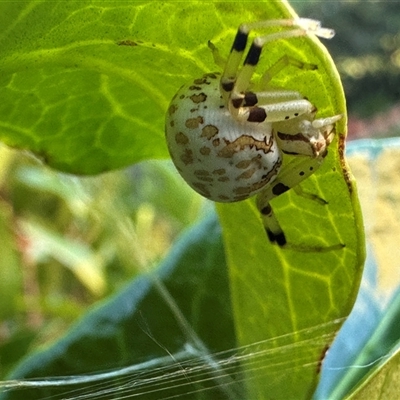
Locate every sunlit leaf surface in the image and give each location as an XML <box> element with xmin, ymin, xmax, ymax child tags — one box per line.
<box><xmin>0</xmin><ymin>1</ymin><xmax>365</xmax><ymax>399</ymax></box>
<box><xmin>215</xmin><ymin>1</ymin><xmax>365</xmax><ymax>398</ymax></box>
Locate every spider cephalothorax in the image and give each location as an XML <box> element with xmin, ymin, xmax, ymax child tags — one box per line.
<box><xmin>165</xmin><ymin>18</ymin><xmax>342</xmax><ymax>246</ymax></box>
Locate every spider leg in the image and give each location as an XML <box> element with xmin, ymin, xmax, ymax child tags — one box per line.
<box><xmin>292</xmin><ymin>184</ymin><xmax>328</xmax><ymax>205</ymax></box>
<box><xmin>246</xmin><ymin>89</ymin><xmax>304</xmax><ymax>102</ymax></box>
<box><xmin>231</xmin><ymin>88</ymin><xmax>309</xmax><ymax>122</ymax></box>
<box><xmin>208</xmin><ymin>40</ymin><xmax>226</xmax><ymax>69</ymax></box>
<box><xmin>256</xmin><ymin>114</ymin><xmax>342</xmax><ymax>245</ymax></box>
<box><xmin>256</xmin><ymin>152</ymin><xmax>328</xmax><ymax>246</ymax></box>
<box><xmin>259</xmin><ymin>54</ymin><xmax>318</xmax><ymax>89</ymax></box>
<box><xmin>220</xmin><ymin>18</ymin><xmax>334</xmax><ymax>102</ymax></box>
<box><xmin>232</xmin><ymin>96</ymin><xmax>315</xmax><ymax>124</ymax></box>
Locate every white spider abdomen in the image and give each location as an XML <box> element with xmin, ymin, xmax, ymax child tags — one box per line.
<box><xmin>165</xmin><ymin>73</ymin><xmax>282</xmax><ymax>202</ymax></box>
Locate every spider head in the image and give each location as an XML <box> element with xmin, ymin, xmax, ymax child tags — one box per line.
<box><xmin>274</xmin><ymin>113</ymin><xmax>342</xmax><ymax>157</ymax></box>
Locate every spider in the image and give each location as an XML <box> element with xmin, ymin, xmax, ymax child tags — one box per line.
<box><xmin>165</xmin><ymin>18</ymin><xmax>342</xmax><ymax>246</ymax></box>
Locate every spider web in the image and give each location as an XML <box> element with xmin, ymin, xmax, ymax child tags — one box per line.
<box><xmin>1</xmin><ymin>315</ymin><xmax>391</xmax><ymax>400</ymax></box>
<box><xmin>0</xmin><ymin>319</ymin><xmax>337</xmax><ymax>399</ymax></box>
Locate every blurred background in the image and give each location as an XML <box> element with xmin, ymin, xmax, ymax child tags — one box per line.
<box><xmin>1</xmin><ymin>0</ymin><xmax>400</xmax><ymax>381</ymax></box>
<box><xmin>297</xmin><ymin>0</ymin><xmax>400</xmax><ymax>139</ymax></box>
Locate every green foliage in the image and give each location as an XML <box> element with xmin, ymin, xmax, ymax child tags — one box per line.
<box><xmin>1</xmin><ymin>214</ymin><xmax>239</xmax><ymax>400</ymax></box>
<box><xmin>341</xmin><ymin>286</ymin><xmax>400</xmax><ymax>400</ymax></box>
<box><xmin>0</xmin><ymin>1</ymin><xmax>372</xmax><ymax>399</ymax></box>
<box><xmin>348</xmin><ymin>347</ymin><xmax>400</xmax><ymax>400</ymax></box>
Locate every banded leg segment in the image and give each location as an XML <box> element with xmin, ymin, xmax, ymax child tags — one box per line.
<box><xmin>220</xmin><ymin>18</ymin><xmax>335</xmax><ymax>102</ymax></box>
<box><xmin>256</xmin><ymin>153</ymin><xmax>327</xmax><ymax>245</ymax></box>
<box><xmin>257</xmin><ymin>113</ymin><xmax>341</xmax><ymax>245</ymax></box>
<box><xmin>233</xmin><ymin>98</ymin><xmax>315</xmax><ymax>124</ymax></box>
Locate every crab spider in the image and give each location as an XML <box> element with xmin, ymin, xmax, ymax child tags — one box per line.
<box><xmin>165</xmin><ymin>18</ymin><xmax>342</xmax><ymax>246</ymax></box>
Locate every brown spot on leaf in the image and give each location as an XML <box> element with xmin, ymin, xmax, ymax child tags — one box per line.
<box><xmin>317</xmin><ymin>345</ymin><xmax>330</xmax><ymax>374</ymax></box>
<box><xmin>338</xmin><ymin>133</ymin><xmax>353</xmax><ymax>194</ymax></box>
<box><xmin>213</xmin><ymin>168</ymin><xmax>226</xmax><ymax>175</ymax></box>
<box><xmin>117</xmin><ymin>40</ymin><xmax>138</xmax><ymax>46</ymax></box>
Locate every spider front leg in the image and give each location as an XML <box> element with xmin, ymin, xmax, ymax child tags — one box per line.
<box><xmin>222</xmin><ymin>18</ymin><xmax>335</xmax><ymax>101</ymax></box>
<box><xmin>257</xmin><ymin>114</ymin><xmax>342</xmax><ymax>247</ymax></box>
<box><xmin>219</xmin><ymin>18</ymin><xmax>334</xmax><ymax>103</ymax></box>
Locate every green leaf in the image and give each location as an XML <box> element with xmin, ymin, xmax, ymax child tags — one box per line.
<box><xmin>346</xmin><ymin>345</ymin><xmax>400</xmax><ymax>400</ymax></box>
<box><xmin>1</xmin><ymin>213</ymin><xmax>239</xmax><ymax>400</ymax></box>
<box><xmin>0</xmin><ymin>0</ymin><xmax>312</xmax><ymax>175</ymax></box>
<box><xmin>333</xmin><ymin>286</ymin><xmax>400</xmax><ymax>400</ymax></box>
<box><xmin>0</xmin><ymin>201</ymin><xmax>22</xmax><ymax>320</ymax></box>
<box><xmin>19</xmin><ymin>219</ymin><xmax>107</xmax><ymax>296</ymax></box>
<box><xmin>0</xmin><ymin>1</ymin><xmax>203</xmax><ymax>173</ymax></box>
<box><xmin>215</xmin><ymin>1</ymin><xmax>365</xmax><ymax>399</ymax></box>
<box><xmin>0</xmin><ymin>2</ymin><xmax>366</xmax><ymax>399</ymax></box>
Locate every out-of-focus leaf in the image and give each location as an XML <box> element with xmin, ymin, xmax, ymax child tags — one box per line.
<box><xmin>336</xmin><ymin>286</ymin><xmax>400</xmax><ymax>399</ymax></box>
<box><xmin>317</xmin><ymin>138</ymin><xmax>400</xmax><ymax>399</ymax></box>
<box><xmin>0</xmin><ymin>202</ymin><xmax>22</xmax><ymax>319</ymax></box>
<box><xmin>346</xmin><ymin>345</ymin><xmax>400</xmax><ymax>400</ymax></box>
<box><xmin>19</xmin><ymin>220</ymin><xmax>106</xmax><ymax>296</ymax></box>
<box><xmin>315</xmin><ymin>244</ymin><xmax>382</xmax><ymax>400</ymax></box>
<box><xmin>1</xmin><ymin>213</ymin><xmax>238</xmax><ymax>400</ymax></box>
<box><xmin>346</xmin><ymin>138</ymin><xmax>400</xmax><ymax>300</ymax></box>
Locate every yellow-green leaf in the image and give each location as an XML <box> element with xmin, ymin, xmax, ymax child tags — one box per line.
<box><xmin>215</xmin><ymin>1</ymin><xmax>365</xmax><ymax>398</ymax></box>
